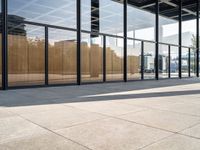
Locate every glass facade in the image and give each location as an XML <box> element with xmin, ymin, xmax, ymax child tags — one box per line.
<box><xmin>171</xmin><ymin>46</ymin><xmax>179</xmax><ymax>78</ymax></box>
<box><xmin>106</xmin><ymin>37</ymin><xmax>123</xmax><ymax>81</ymax></box>
<box><xmin>8</xmin><ymin>24</ymin><xmax>45</xmax><ymax>86</ymax></box>
<box><xmin>159</xmin><ymin>1</ymin><xmax>179</xmax><ymax>45</ymax></box>
<box><xmin>182</xmin><ymin>47</ymin><xmax>189</xmax><ymax>77</ymax></box>
<box><xmin>82</xmin><ymin>0</ymin><xmax>123</xmax><ymax>35</ymax></box>
<box><xmin>81</xmin><ymin>33</ymin><xmax>103</xmax><ymax>82</ymax></box>
<box><xmin>8</xmin><ymin>0</ymin><xmax>77</xmax><ymax>28</ymax></box>
<box><xmin>144</xmin><ymin>42</ymin><xmax>155</xmax><ymax>79</ymax></box>
<box><xmin>182</xmin><ymin>1</ymin><xmax>197</xmax><ymax>48</ymax></box>
<box><xmin>159</xmin><ymin>44</ymin><xmax>169</xmax><ymax>78</ymax></box>
<box><xmin>127</xmin><ymin>3</ymin><xmax>155</xmax><ymax>41</ymax></box>
<box><xmin>190</xmin><ymin>48</ymin><xmax>196</xmax><ymax>77</ymax></box>
<box><xmin>48</xmin><ymin>28</ymin><xmax>77</xmax><ymax>84</ymax></box>
<box><xmin>127</xmin><ymin>40</ymin><xmax>141</xmax><ymax>80</ymax></box>
<box><xmin>0</xmin><ymin>0</ymin><xmax>199</xmax><ymax>89</ymax></box>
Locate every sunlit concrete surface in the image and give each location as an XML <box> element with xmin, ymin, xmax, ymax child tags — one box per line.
<box><xmin>1</xmin><ymin>78</ymin><xmax>200</xmax><ymax>150</ymax></box>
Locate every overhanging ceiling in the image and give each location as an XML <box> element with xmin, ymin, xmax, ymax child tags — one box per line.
<box><xmin>127</xmin><ymin>0</ymin><xmax>197</xmax><ymax>21</ymax></box>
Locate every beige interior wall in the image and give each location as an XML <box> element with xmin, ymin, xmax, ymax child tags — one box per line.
<box><xmin>7</xmin><ymin>34</ymin><xmax>140</xmax><ymax>84</ymax></box>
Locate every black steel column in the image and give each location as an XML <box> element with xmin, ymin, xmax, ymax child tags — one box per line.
<box><xmin>103</xmin><ymin>35</ymin><xmax>106</xmax><ymax>82</ymax></box>
<box><xmin>141</xmin><ymin>41</ymin><xmax>144</xmax><ymax>80</ymax></box>
<box><xmin>155</xmin><ymin>0</ymin><xmax>159</xmax><ymax>80</ymax></box>
<box><xmin>168</xmin><ymin>45</ymin><xmax>171</xmax><ymax>78</ymax></box>
<box><xmin>45</xmin><ymin>26</ymin><xmax>48</xmax><ymax>85</ymax></box>
<box><xmin>196</xmin><ymin>0</ymin><xmax>199</xmax><ymax>77</ymax></box>
<box><xmin>123</xmin><ymin>0</ymin><xmax>127</xmax><ymax>82</ymax></box>
<box><xmin>179</xmin><ymin>0</ymin><xmax>182</xmax><ymax>79</ymax></box>
<box><xmin>77</xmin><ymin>0</ymin><xmax>81</xmax><ymax>85</ymax></box>
<box><xmin>2</xmin><ymin>0</ymin><xmax>8</xmax><ymax>90</ymax></box>
<box><xmin>189</xmin><ymin>48</ymin><xmax>191</xmax><ymax>77</ymax></box>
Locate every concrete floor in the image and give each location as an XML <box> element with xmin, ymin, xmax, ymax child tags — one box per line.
<box><xmin>0</xmin><ymin>78</ymin><xmax>200</xmax><ymax>150</ymax></box>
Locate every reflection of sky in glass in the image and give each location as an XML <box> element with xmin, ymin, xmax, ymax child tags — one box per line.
<box><xmin>24</xmin><ymin>25</ymin><xmax>44</xmax><ymax>40</ymax></box>
<box><xmin>8</xmin><ymin>0</ymin><xmax>76</xmax><ymax>28</ymax></box>
<box><xmin>8</xmin><ymin>0</ymin><xmax>198</xmax><ymax>47</ymax></box>
<box><xmin>159</xmin><ymin>45</ymin><xmax>168</xmax><ymax>56</ymax></box>
<box><xmin>171</xmin><ymin>46</ymin><xmax>179</xmax><ymax>59</ymax></box>
<box><xmin>82</xmin><ymin>0</ymin><xmax>123</xmax><ymax>35</ymax></box>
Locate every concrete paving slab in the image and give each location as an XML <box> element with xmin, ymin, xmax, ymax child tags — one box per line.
<box><xmin>21</xmin><ymin>105</ymin><xmax>106</xmax><ymax>130</ymax></box>
<box><xmin>56</xmin><ymin>118</ymin><xmax>172</xmax><ymax>150</ymax></box>
<box><xmin>7</xmin><ymin>104</ymin><xmax>68</xmax><ymax>115</ymax></box>
<box><xmin>142</xmin><ymin>134</ymin><xmax>200</xmax><ymax>150</ymax></box>
<box><xmin>0</xmin><ymin>132</ymin><xmax>89</xmax><ymax>150</ymax></box>
<box><xmin>181</xmin><ymin>124</ymin><xmax>200</xmax><ymax>139</ymax></box>
<box><xmin>0</xmin><ymin>116</ymin><xmax>47</xmax><ymax>144</ymax></box>
<box><xmin>0</xmin><ymin>109</ymin><xmax>16</xmax><ymax>119</ymax></box>
<box><xmin>118</xmin><ymin>109</ymin><xmax>200</xmax><ymax>132</ymax></box>
<box><xmin>66</xmin><ymin>101</ymin><xmax>146</xmax><ymax>116</ymax></box>
<box><xmin>1</xmin><ymin>79</ymin><xmax>200</xmax><ymax>150</ymax></box>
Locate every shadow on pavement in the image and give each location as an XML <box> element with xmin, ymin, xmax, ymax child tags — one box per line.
<box><xmin>0</xmin><ymin>78</ymin><xmax>199</xmax><ymax>107</ymax></box>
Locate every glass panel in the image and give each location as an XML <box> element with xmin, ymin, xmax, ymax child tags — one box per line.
<box><xmin>159</xmin><ymin>44</ymin><xmax>169</xmax><ymax>78</ymax></box>
<box><xmin>159</xmin><ymin>1</ymin><xmax>179</xmax><ymax>45</ymax></box>
<box><xmin>144</xmin><ymin>42</ymin><xmax>155</xmax><ymax>79</ymax></box>
<box><xmin>48</xmin><ymin>28</ymin><xmax>77</xmax><ymax>84</ymax></box>
<box><xmin>190</xmin><ymin>48</ymin><xmax>196</xmax><ymax>77</ymax></box>
<box><xmin>8</xmin><ymin>0</ymin><xmax>76</xmax><ymax>28</ymax></box>
<box><xmin>81</xmin><ymin>33</ymin><xmax>103</xmax><ymax>82</ymax></box>
<box><xmin>182</xmin><ymin>47</ymin><xmax>189</xmax><ymax>77</ymax></box>
<box><xmin>82</xmin><ymin>0</ymin><xmax>123</xmax><ymax>35</ymax></box>
<box><xmin>170</xmin><ymin>46</ymin><xmax>179</xmax><ymax>78</ymax></box>
<box><xmin>127</xmin><ymin>3</ymin><xmax>155</xmax><ymax>41</ymax></box>
<box><xmin>8</xmin><ymin>24</ymin><xmax>45</xmax><ymax>86</ymax></box>
<box><xmin>182</xmin><ymin>1</ymin><xmax>197</xmax><ymax>48</ymax></box>
<box><xmin>127</xmin><ymin>39</ymin><xmax>141</xmax><ymax>80</ymax></box>
<box><xmin>106</xmin><ymin>37</ymin><xmax>123</xmax><ymax>81</ymax></box>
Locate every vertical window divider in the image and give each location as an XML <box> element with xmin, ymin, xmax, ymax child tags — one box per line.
<box><xmin>197</xmin><ymin>0</ymin><xmax>199</xmax><ymax>77</ymax></box>
<box><xmin>141</xmin><ymin>41</ymin><xmax>144</xmax><ymax>80</ymax></box>
<box><xmin>103</xmin><ymin>35</ymin><xmax>106</xmax><ymax>82</ymax></box>
<box><xmin>155</xmin><ymin>0</ymin><xmax>159</xmax><ymax>80</ymax></box>
<box><xmin>168</xmin><ymin>45</ymin><xmax>171</xmax><ymax>78</ymax></box>
<box><xmin>2</xmin><ymin>0</ymin><xmax>8</xmax><ymax>90</ymax></box>
<box><xmin>77</xmin><ymin>0</ymin><xmax>81</xmax><ymax>85</ymax></box>
<box><xmin>45</xmin><ymin>26</ymin><xmax>49</xmax><ymax>86</ymax></box>
<box><xmin>179</xmin><ymin>0</ymin><xmax>182</xmax><ymax>79</ymax></box>
<box><xmin>124</xmin><ymin>0</ymin><xmax>127</xmax><ymax>82</ymax></box>
<box><xmin>189</xmin><ymin>48</ymin><xmax>191</xmax><ymax>77</ymax></box>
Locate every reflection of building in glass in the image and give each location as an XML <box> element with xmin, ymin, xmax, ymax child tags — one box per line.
<box><xmin>6</xmin><ymin>14</ymin><xmax>26</xmax><ymax>36</ymax></box>
<box><xmin>182</xmin><ymin>54</ymin><xmax>189</xmax><ymax>72</ymax></box>
<box><xmin>144</xmin><ymin>54</ymin><xmax>154</xmax><ymax>73</ymax></box>
<box><xmin>158</xmin><ymin>55</ymin><xmax>168</xmax><ymax>73</ymax></box>
<box><xmin>171</xmin><ymin>58</ymin><xmax>179</xmax><ymax>73</ymax></box>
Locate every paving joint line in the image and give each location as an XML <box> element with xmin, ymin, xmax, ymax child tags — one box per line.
<box><xmin>138</xmin><ymin>121</ymin><xmax>200</xmax><ymax>150</ymax></box>
<box><xmin>64</xmin><ymin>103</ymin><xmax>200</xmax><ymax>141</ymax></box>
<box><xmin>118</xmin><ymin>101</ymin><xmax>200</xmax><ymax>118</ymax></box>
<box><xmin>16</xmin><ymin>114</ymin><xmax>93</xmax><ymax>150</ymax></box>
<box><xmin>63</xmin><ymin>104</ymin><xmax>176</xmax><ymax>133</ymax></box>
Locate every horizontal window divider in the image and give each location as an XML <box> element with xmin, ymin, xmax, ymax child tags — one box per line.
<box><xmin>158</xmin><ymin>42</ymin><xmax>179</xmax><ymax>47</ymax></box>
<box><xmin>81</xmin><ymin>30</ymin><xmax>124</xmax><ymax>39</ymax></box>
<box><xmin>127</xmin><ymin>37</ymin><xmax>156</xmax><ymax>43</ymax></box>
<box><xmin>21</xmin><ymin>21</ymin><xmax>77</xmax><ymax>32</ymax></box>
<box><xmin>181</xmin><ymin>45</ymin><xmax>195</xmax><ymax>49</ymax></box>
<box><xmin>8</xmin><ymin>83</ymin><xmax>78</xmax><ymax>90</ymax></box>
